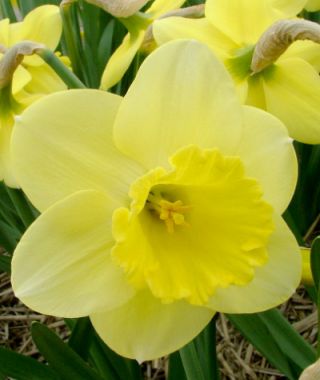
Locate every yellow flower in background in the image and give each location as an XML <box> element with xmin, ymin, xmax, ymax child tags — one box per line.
<box><xmin>100</xmin><ymin>0</ymin><xmax>184</xmax><ymax>90</ymax></box>
<box><xmin>305</xmin><ymin>0</ymin><xmax>320</xmax><ymax>11</ymax></box>
<box><xmin>154</xmin><ymin>0</ymin><xmax>320</xmax><ymax>144</ymax></box>
<box><xmin>11</xmin><ymin>41</ymin><xmax>301</xmax><ymax>361</ymax></box>
<box><xmin>301</xmin><ymin>247</ymin><xmax>314</xmax><ymax>285</ymax></box>
<box><xmin>0</xmin><ymin>5</ymin><xmax>67</xmax><ymax>187</ymax></box>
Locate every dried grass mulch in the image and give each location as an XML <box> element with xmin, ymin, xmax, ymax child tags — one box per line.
<box><xmin>0</xmin><ymin>271</ymin><xmax>317</xmax><ymax>380</ymax></box>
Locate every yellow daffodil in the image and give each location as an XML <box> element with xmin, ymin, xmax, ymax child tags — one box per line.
<box><xmin>0</xmin><ymin>5</ymin><xmax>67</xmax><ymax>187</ymax></box>
<box><xmin>153</xmin><ymin>0</ymin><xmax>320</xmax><ymax>144</ymax></box>
<box><xmin>305</xmin><ymin>0</ymin><xmax>320</xmax><ymax>11</ymax></box>
<box><xmin>11</xmin><ymin>41</ymin><xmax>301</xmax><ymax>361</ymax></box>
<box><xmin>100</xmin><ymin>0</ymin><xmax>184</xmax><ymax>90</ymax></box>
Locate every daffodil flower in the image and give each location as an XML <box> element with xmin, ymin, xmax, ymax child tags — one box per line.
<box><xmin>153</xmin><ymin>0</ymin><xmax>320</xmax><ymax>144</ymax></box>
<box><xmin>11</xmin><ymin>40</ymin><xmax>301</xmax><ymax>361</ymax></box>
<box><xmin>0</xmin><ymin>5</ymin><xmax>67</xmax><ymax>186</ymax></box>
<box><xmin>100</xmin><ymin>0</ymin><xmax>184</xmax><ymax>90</ymax></box>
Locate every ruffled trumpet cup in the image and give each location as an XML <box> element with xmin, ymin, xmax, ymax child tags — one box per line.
<box><xmin>11</xmin><ymin>40</ymin><xmax>301</xmax><ymax>361</ymax></box>
<box><xmin>153</xmin><ymin>0</ymin><xmax>320</xmax><ymax>144</ymax></box>
<box><xmin>0</xmin><ymin>5</ymin><xmax>67</xmax><ymax>186</ymax></box>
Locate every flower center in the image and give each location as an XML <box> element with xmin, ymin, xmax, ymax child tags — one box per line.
<box><xmin>146</xmin><ymin>192</ymin><xmax>190</xmax><ymax>233</ymax></box>
<box><xmin>112</xmin><ymin>145</ymin><xmax>274</xmax><ymax>305</ymax></box>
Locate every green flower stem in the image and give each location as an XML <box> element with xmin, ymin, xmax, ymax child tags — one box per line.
<box><xmin>60</xmin><ymin>2</ymin><xmax>90</xmax><ymax>85</ymax></box>
<box><xmin>5</xmin><ymin>187</ymin><xmax>37</xmax><ymax>229</ymax></box>
<box><xmin>179</xmin><ymin>341</ymin><xmax>206</xmax><ymax>380</ymax></box>
<box><xmin>0</xmin><ymin>0</ymin><xmax>17</xmax><ymax>22</ymax></box>
<box><xmin>37</xmin><ymin>48</ymin><xmax>86</xmax><ymax>89</ymax></box>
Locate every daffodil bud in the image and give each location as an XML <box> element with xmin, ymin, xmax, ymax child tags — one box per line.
<box><xmin>0</xmin><ymin>41</ymin><xmax>44</xmax><ymax>89</ymax></box>
<box><xmin>84</xmin><ymin>0</ymin><xmax>151</xmax><ymax>18</ymax></box>
<box><xmin>251</xmin><ymin>19</ymin><xmax>320</xmax><ymax>73</ymax></box>
<box><xmin>299</xmin><ymin>358</ymin><xmax>320</xmax><ymax>380</ymax></box>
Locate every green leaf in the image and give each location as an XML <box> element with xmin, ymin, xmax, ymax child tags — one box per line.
<box><xmin>179</xmin><ymin>341</ymin><xmax>207</xmax><ymax>380</ymax></box>
<box><xmin>259</xmin><ymin>309</ymin><xmax>316</xmax><ymax>369</ymax></box>
<box><xmin>6</xmin><ymin>187</ymin><xmax>37</xmax><ymax>229</ymax></box>
<box><xmin>168</xmin><ymin>352</ymin><xmax>188</xmax><ymax>380</ymax></box>
<box><xmin>0</xmin><ymin>254</ymin><xmax>11</xmax><ymax>273</ymax></box>
<box><xmin>31</xmin><ymin>322</ymin><xmax>104</xmax><ymax>380</ymax></box>
<box><xmin>0</xmin><ymin>347</ymin><xmax>59</xmax><ymax>380</ymax></box>
<box><xmin>91</xmin><ymin>334</ymin><xmax>142</xmax><ymax>380</ymax></box>
<box><xmin>228</xmin><ymin>309</ymin><xmax>316</xmax><ymax>379</ymax></box>
<box><xmin>228</xmin><ymin>313</ymin><xmax>296</xmax><ymax>379</ymax></box>
<box><xmin>194</xmin><ymin>317</ymin><xmax>220</xmax><ymax>380</ymax></box>
<box><xmin>0</xmin><ymin>0</ymin><xmax>17</xmax><ymax>21</ymax></box>
<box><xmin>68</xmin><ymin>317</ymin><xmax>94</xmax><ymax>360</ymax></box>
<box><xmin>311</xmin><ymin>236</ymin><xmax>320</xmax><ymax>290</ymax></box>
<box><xmin>65</xmin><ymin>318</ymin><xmax>141</xmax><ymax>380</ymax></box>
<box><xmin>0</xmin><ymin>220</ymin><xmax>21</xmax><ymax>254</ymax></box>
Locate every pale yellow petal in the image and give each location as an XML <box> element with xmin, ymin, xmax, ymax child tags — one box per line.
<box><xmin>271</xmin><ymin>0</ymin><xmax>307</xmax><ymax>15</ymax></box>
<box><xmin>91</xmin><ymin>289</ymin><xmax>214</xmax><ymax>361</ymax></box>
<box><xmin>237</xmin><ymin>106</ymin><xmax>297</xmax><ymax>214</ymax></box>
<box><xmin>0</xmin><ymin>116</ymin><xmax>18</xmax><ymax>187</ymax></box>
<box><xmin>0</xmin><ymin>18</ymin><xmax>9</xmax><ymax>46</ymax></box>
<box><xmin>114</xmin><ymin>40</ymin><xmax>243</xmax><ymax>170</ymax></box>
<box><xmin>205</xmin><ymin>0</ymin><xmax>305</xmax><ymax>45</ymax></box>
<box><xmin>12</xmin><ymin>190</ymin><xmax>135</xmax><ymax>317</ymax></box>
<box><xmin>11</xmin><ymin>65</ymin><xmax>32</xmax><ymax>95</ymax></box>
<box><xmin>305</xmin><ymin>0</ymin><xmax>320</xmax><ymax>11</ymax></box>
<box><xmin>153</xmin><ymin>17</ymin><xmax>238</xmax><ymax>60</ymax></box>
<box><xmin>280</xmin><ymin>41</ymin><xmax>320</xmax><ymax>72</ymax></box>
<box><xmin>12</xmin><ymin>90</ymin><xmax>144</xmax><ymax>211</ymax></box>
<box><xmin>100</xmin><ymin>29</ymin><xmax>146</xmax><ymax>90</ymax></box>
<box><xmin>207</xmin><ymin>214</ymin><xmax>301</xmax><ymax>313</ymax></box>
<box><xmin>262</xmin><ymin>58</ymin><xmax>320</xmax><ymax>143</ymax></box>
<box><xmin>147</xmin><ymin>0</ymin><xmax>185</xmax><ymax>17</ymax></box>
<box><xmin>9</xmin><ymin>5</ymin><xmax>62</xmax><ymax>50</ymax></box>
<box><xmin>14</xmin><ymin>62</ymin><xmax>66</xmax><ymax>106</ymax></box>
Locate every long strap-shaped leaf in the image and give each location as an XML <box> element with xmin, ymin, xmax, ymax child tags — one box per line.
<box><xmin>31</xmin><ymin>322</ymin><xmax>105</xmax><ymax>380</ymax></box>
<box><xmin>0</xmin><ymin>347</ymin><xmax>59</xmax><ymax>380</ymax></box>
<box><xmin>228</xmin><ymin>309</ymin><xmax>316</xmax><ymax>379</ymax></box>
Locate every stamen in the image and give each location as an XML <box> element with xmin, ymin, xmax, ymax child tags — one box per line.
<box><xmin>147</xmin><ymin>193</ymin><xmax>190</xmax><ymax>233</ymax></box>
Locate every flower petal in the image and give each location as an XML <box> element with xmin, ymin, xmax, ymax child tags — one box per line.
<box><xmin>12</xmin><ymin>190</ymin><xmax>135</xmax><ymax>317</ymax></box>
<box><xmin>205</xmin><ymin>0</ymin><xmax>305</xmax><ymax>45</ymax></box>
<box><xmin>90</xmin><ymin>289</ymin><xmax>214</xmax><ymax>361</ymax></box>
<box><xmin>9</xmin><ymin>5</ymin><xmax>62</xmax><ymax>50</ymax></box>
<box><xmin>153</xmin><ymin>17</ymin><xmax>238</xmax><ymax>60</ymax></box>
<box><xmin>262</xmin><ymin>58</ymin><xmax>320</xmax><ymax>143</ymax></box>
<box><xmin>281</xmin><ymin>41</ymin><xmax>320</xmax><ymax>72</ymax></box>
<box><xmin>0</xmin><ymin>116</ymin><xmax>18</xmax><ymax>187</ymax></box>
<box><xmin>14</xmin><ymin>61</ymin><xmax>67</xmax><ymax>106</ymax></box>
<box><xmin>114</xmin><ymin>40</ymin><xmax>243</xmax><ymax>170</ymax></box>
<box><xmin>0</xmin><ymin>18</ymin><xmax>9</xmax><ymax>46</ymax></box>
<box><xmin>147</xmin><ymin>0</ymin><xmax>185</xmax><ymax>17</ymax></box>
<box><xmin>237</xmin><ymin>106</ymin><xmax>297</xmax><ymax>214</ymax></box>
<box><xmin>207</xmin><ymin>214</ymin><xmax>301</xmax><ymax>313</ymax></box>
<box><xmin>304</xmin><ymin>0</ymin><xmax>320</xmax><ymax>11</ymax></box>
<box><xmin>12</xmin><ymin>90</ymin><xmax>143</xmax><ymax>211</ymax></box>
<box><xmin>11</xmin><ymin>65</ymin><xmax>32</xmax><ymax>95</ymax></box>
<box><xmin>271</xmin><ymin>0</ymin><xmax>307</xmax><ymax>15</ymax></box>
<box><xmin>100</xmin><ymin>29</ymin><xmax>146</xmax><ymax>90</ymax></box>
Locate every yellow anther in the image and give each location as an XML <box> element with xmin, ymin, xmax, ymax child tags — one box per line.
<box><xmin>147</xmin><ymin>193</ymin><xmax>190</xmax><ymax>233</ymax></box>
